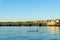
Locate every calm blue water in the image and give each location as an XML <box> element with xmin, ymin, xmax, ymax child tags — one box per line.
<box><xmin>0</xmin><ymin>26</ymin><xmax>60</xmax><ymax>40</ymax></box>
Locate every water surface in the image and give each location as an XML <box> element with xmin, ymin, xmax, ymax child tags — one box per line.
<box><xmin>0</xmin><ymin>26</ymin><xmax>60</xmax><ymax>40</ymax></box>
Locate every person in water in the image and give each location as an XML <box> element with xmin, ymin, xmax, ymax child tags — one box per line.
<box><xmin>28</xmin><ymin>29</ymin><xmax>38</xmax><ymax>32</ymax></box>
<box><xmin>37</xmin><ymin>29</ymin><xmax>38</xmax><ymax>32</ymax></box>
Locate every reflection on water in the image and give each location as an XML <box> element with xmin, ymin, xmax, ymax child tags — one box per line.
<box><xmin>0</xmin><ymin>26</ymin><xmax>60</xmax><ymax>40</ymax></box>
<box><xmin>48</xmin><ymin>26</ymin><xmax>60</xmax><ymax>34</ymax></box>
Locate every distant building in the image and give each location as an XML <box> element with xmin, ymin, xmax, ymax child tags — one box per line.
<box><xmin>47</xmin><ymin>19</ymin><xmax>60</xmax><ymax>26</ymax></box>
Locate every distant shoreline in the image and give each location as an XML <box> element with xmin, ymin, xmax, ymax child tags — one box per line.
<box><xmin>0</xmin><ymin>19</ymin><xmax>60</xmax><ymax>26</ymax></box>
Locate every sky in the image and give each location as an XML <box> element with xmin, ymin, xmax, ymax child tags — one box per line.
<box><xmin>0</xmin><ymin>0</ymin><xmax>60</xmax><ymax>21</ymax></box>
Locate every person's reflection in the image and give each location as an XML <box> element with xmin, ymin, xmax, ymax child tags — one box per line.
<box><xmin>48</xmin><ymin>26</ymin><xmax>60</xmax><ymax>34</ymax></box>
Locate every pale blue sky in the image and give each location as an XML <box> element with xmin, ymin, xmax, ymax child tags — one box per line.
<box><xmin>0</xmin><ymin>0</ymin><xmax>60</xmax><ymax>21</ymax></box>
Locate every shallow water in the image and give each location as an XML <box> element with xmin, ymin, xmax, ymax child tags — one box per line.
<box><xmin>0</xmin><ymin>26</ymin><xmax>60</xmax><ymax>40</ymax></box>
